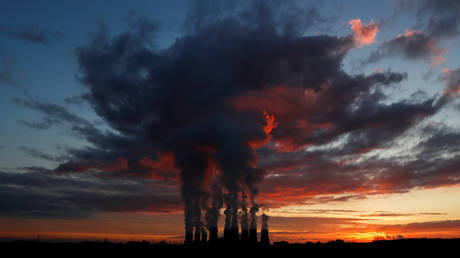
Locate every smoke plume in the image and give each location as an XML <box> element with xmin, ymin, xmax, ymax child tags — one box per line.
<box><xmin>73</xmin><ymin>0</ymin><xmax>443</xmax><ymax>241</ymax></box>
<box><xmin>262</xmin><ymin>213</ymin><xmax>269</xmax><ymax>231</ymax></box>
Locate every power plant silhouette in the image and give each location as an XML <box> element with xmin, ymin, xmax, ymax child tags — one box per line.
<box><xmin>184</xmin><ymin>214</ymin><xmax>269</xmax><ymax>246</ymax></box>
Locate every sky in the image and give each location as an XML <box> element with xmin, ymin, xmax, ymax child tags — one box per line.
<box><xmin>1</xmin><ymin>0</ymin><xmax>460</xmax><ymax>243</ymax></box>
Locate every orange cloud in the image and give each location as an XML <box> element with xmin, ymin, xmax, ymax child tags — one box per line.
<box><xmin>349</xmin><ymin>18</ymin><xmax>378</xmax><ymax>47</ymax></box>
<box><xmin>263</xmin><ymin>109</ymin><xmax>278</xmax><ymax>136</ymax></box>
<box><xmin>230</xmin><ymin>86</ymin><xmax>332</xmax><ymax>152</ymax></box>
<box><xmin>430</xmin><ymin>45</ymin><xmax>448</xmax><ymax>66</ymax></box>
<box><xmin>248</xmin><ymin>109</ymin><xmax>279</xmax><ymax>149</ymax></box>
<box><xmin>139</xmin><ymin>152</ymin><xmax>180</xmax><ymax>180</ymax></box>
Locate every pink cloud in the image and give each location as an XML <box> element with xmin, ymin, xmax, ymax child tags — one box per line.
<box><xmin>442</xmin><ymin>68</ymin><xmax>460</xmax><ymax>96</ymax></box>
<box><xmin>349</xmin><ymin>18</ymin><xmax>378</xmax><ymax>47</ymax></box>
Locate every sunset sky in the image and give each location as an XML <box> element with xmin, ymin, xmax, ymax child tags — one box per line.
<box><xmin>1</xmin><ymin>0</ymin><xmax>460</xmax><ymax>243</ymax></box>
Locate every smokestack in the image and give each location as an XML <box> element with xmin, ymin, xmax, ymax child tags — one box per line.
<box><xmin>185</xmin><ymin>233</ymin><xmax>193</xmax><ymax>244</ymax></box>
<box><xmin>240</xmin><ymin>192</ymin><xmax>249</xmax><ymax>242</ymax></box>
<box><xmin>224</xmin><ymin>228</ymin><xmax>230</xmax><ymax>242</ymax></box>
<box><xmin>206</xmin><ymin>182</ymin><xmax>222</xmax><ymax>244</ymax></box>
<box><xmin>224</xmin><ymin>206</ymin><xmax>239</xmax><ymax>243</ymax></box>
<box><xmin>224</xmin><ymin>226</ymin><xmax>238</xmax><ymax>242</ymax></box>
<box><xmin>209</xmin><ymin>228</ymin><xmax>218</xmax><ymax>243</ymax></box>
<box><xmin>224</xmin><ymin>207</ymin><xmax>238</xmax><ymax>243</ymax></box>
<box><xmin>201</xmin><ymin>230</ymin><xmax>207</xmax><ymax>244</ymax></box>
<box><xmin>223</xmin><ymin>190</ymin><xmax>240</xmax><ymax>243</ymax></box>
<box><xmin>224</xmin><ymin>208</ymin><xmax>230</xmax><ymax>243</ymax></box>
<box><xmin>232</xmin><ymin>227</ymin><xmax>239</xmax><ymax>242</ymax></box>
<box><xmin>193</xmin><ymin>227</ymin><xmax>201</xmax><ymax>244</ymax></box>
<box><xmin>249</xmin><ymin>204</ymin><xmax>258</xmax><ymax>244</ymax></box>
<box><xmin>224</xmin><ymin>222</ymin><xmax>239</xmax><ymax>242</ymax></box>
<box><xmin>184</xmin><ymin>197</ymin><xmax>194</xmax><ymax>245</ymax></box>
<box><xmin>249</xmin><ymin>228</ymin><xmax>257</xmax><ymax>244</ymax></box>
<box><xmin>260</xmin><ymin>213</ymin><xmax>270</xmax><ymax>246</ymax></box>
<box><xmin>260</xmin><ymin>229</ymin><xmax>269</xmax><ymax>246</ymax></box>
<box><xmin>241</xmin><ymin>229</ymin><xmax>249</xmax><ymax>242</ymax></box>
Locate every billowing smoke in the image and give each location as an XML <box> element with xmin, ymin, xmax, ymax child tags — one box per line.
<box><xmin>260</xmin><ymin>212</ymin><xmax>270</xmax><ymax>245</ymax></box>
<box><xmin>74</xmin><ymin>0</ymin><xmax>431</xmax><ymax>243</ymax></box>
<box><xmin>205</xmin><ymin>181</ymin><xmax>223</xmax><ymax>231</ymax></box>
<box><xmin>177</xmin><ymin>151</ymin><xmax>208</xmax><ymax>237</ymax></box>
<box><xmin>240</xmin><ymin>191</ymin><xmax>249</xmax><ymax>237</ymax></box>
<box><xmin>261</xmin><ymin>213</ymin><xmax>269</xmax><ymax>231</ymax></box>
<box><xmin>250</xmin><ymin>203</ymin><xmax>259</xmax><ymax>230</ymax></box>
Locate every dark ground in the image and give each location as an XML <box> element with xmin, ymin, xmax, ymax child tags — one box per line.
<box><xmin>1</xmin><ymin>238</ymin><xmax>458</xmax><ymax>256</ymax></box>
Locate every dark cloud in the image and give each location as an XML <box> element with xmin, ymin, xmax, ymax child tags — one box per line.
<box><xmin>416</xmin><ymin>124</ymin><xmax>460</xmax><ymax>158</ymax></box>
<box><xmin>441</xmin><ymin>67</ymin><xmax>460</xmax><ymax>95</ymax></box>
<box><xmin>257</xmin><ymin>133</ymin><xmax>460</xmax><ymax>208</ymax></box>
<box><xmin>366</xmin><ymin>0</ymin><xmax>460</xmax><ymax>65</ymax></box>
<box><xmin>17</xmin><ymin>119</ymin><xmax>54</xmax><ymax>130</ymax></box>
<box><xmin>64</xmin><ymin>93</ymin><xmax>91</xmax><ymax>106</ymax></box>
<box><xmin>73</xmin><ymin>0</ymin><xmax>431</xmax><ymax>233</ymax></box>
<box><xmin>0</xmin><ymin>54</ymin><xmax>16</xmax><ymax>85</ymax></box>
<box><xmin>124</xmin><ymin>11</ymin><xmax>159</xmax><ymax>43</ymax></box>
<box><xmin>11</xmin><ymin>1</ymin><xmax>460</xmax><ymax>226</ymax></box>
<box><xmin>415</xmin><ymin>0</ymin><xmax>460</xmax><ymax>39</ymax></box>
<box><xmin>254</xmin><ymin>114</ymin><xmax>460</xmax><ymax>207</ymax></box>
<box><xmin>0</xmin><ymin>169</ymin><xmax>181</xmax><ymax>218</ymax></box>
<box><xmin>302</xmin><ymin>209</ymin><xmax>362</xmax><ymax>214</ymax></box>
<box><xmin>15</xmin><ymin>98</ymin><xmax>91</xmax><ymax>129</ymax></box>
<box><xmin>365</xmin><ymin>30</ymin><xmax>446</xmax><ymax>65</ymax></box>
<box><xmin>16</xmin><ymin>98</ymin><xmax>177</xmax><ymax>182</ymax></box>
<box><xmin>0</xmin><ymin>24</ymin><xmax>63</xmax><ymax>45</ymax></box>
<box><xmin>184</xmin><ymin>0</ymin><xmax>337</xmax><ymax>35</ymax></box>
<box><xmin>18</xmin><ymin>146</ymin><xmax>68</xmax><ymax>162</ymax></box>
<box><xmin>73</xmin><ymin>0</ymin><xmax>359</xmax><ymax>234</ymax></box>
<box><xmin>361</xmin><ymin>213</ymin><xmax>415</xmax><ymax>217</ymax></box>
<box><xmin>290</xmin><ymin>209</ymin><xmax>445</xmax><ymax>217</ymax></box>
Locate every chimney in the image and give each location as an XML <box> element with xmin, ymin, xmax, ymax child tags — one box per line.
<box><xmin>260</xmin><ymin>229</ymin><xmax>269</xmax><ymax>246</ymax></box>
<box><xmin>241</xmin><ymin>229</ymin><xmax>249</xmax><ymax>242</ymax></box>
<box><xmin>223</xmin><ymin>228</ymin><xmax>230</xmax><ymax>243</ymax></box>
<box><xmin>249</xmin><ymin>228</ymin><xmax>258</xmax><ymax>244</ymax></box>
<box><xmin>260</xmin><ymin>213</ymin><xmax>269</xmax><ymax>246</ymax></box>
<box><xmin>224</xmin><ymin>227</ymin><xmax>239</xmax><ymax>243</ymax></box>
<box><xmin>209</xmin><ymin>228</ymin><xmax>218</xmax><ymax>243</ymax></box>
<box><xmin>201</xmin><ymin>230</ymin><xmax>207</xmax><ymax>245</ymax></box>
<box><xmin>185</xmin><ymin>232</ymin><xmax>193</xmax><ymax>244</ymax></box>
<box><xmin>194</xmin><ymin>227</ymin><xmax>201</xmax><ymax>244</ymax></box>
<box><xmin>232</xmin><ymin>228</ymin><xmax>239</xmax><ymax>242</ymax></box>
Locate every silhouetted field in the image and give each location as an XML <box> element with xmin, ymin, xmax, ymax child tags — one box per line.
<box><xmin>1</xmin><ymin>238</ymin><xmax>458</xmax><ymax>256</ymax></box>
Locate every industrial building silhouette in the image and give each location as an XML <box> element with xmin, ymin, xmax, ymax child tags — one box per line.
<box><xmin>184</xmin><ymin>221</ymin><xmax>269</xmax><ymax>246</ymax></box>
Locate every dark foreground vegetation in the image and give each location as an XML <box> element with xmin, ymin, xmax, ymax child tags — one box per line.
<box><xmin>1</xmin><ymin>238</ymin><xmax>459</xmax><ymax>256</ymax></box>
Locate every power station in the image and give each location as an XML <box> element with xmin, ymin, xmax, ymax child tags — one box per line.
<box><xmin>184</xmin><ymin>214</ymin><xmax>269</xmax><ymax>246</ymax></box>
